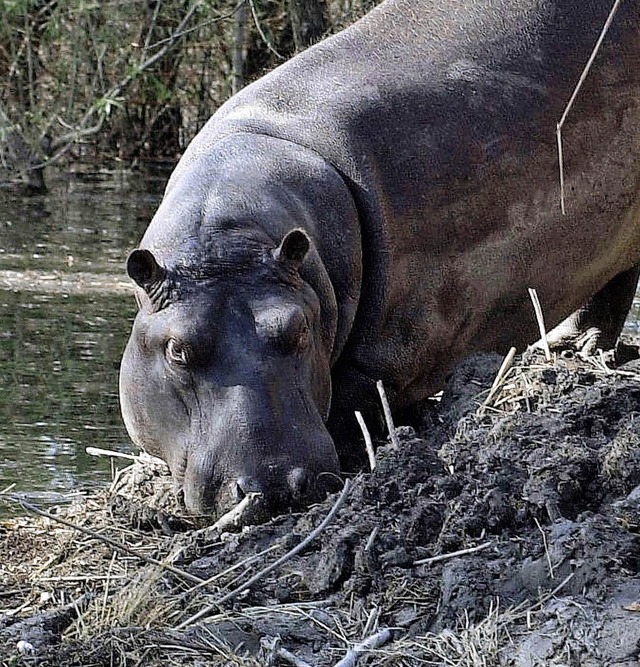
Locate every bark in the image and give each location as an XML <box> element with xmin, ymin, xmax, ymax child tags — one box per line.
<box><xmin>288</xmin><ymin>0</ymin><xmax>329</xmax><ymax>50</ymax></box>
<box><xmin>232</xmin><ymin>2</ymin><xmax>248</xmax><ymax>94</ymax></box>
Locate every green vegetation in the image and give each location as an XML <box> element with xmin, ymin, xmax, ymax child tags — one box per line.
<box><xmin>0</xmin><ymin>0</ymin><xmax>379</xmax><ymax>189</ymax></box>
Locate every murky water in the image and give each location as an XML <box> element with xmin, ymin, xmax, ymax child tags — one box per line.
<box><xmin>0</xmin><ymin>167</ymin><xmax>168</xmax><ymax>502</ymax></box>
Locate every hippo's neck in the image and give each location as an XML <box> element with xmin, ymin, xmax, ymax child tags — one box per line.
<box><xmin>144</xmin><ymin>132</ymin><xmax>363</xmax><ymax>365</ymax></box>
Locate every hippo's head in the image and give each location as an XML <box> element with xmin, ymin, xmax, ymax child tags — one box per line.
<box><xmin>119</xmin><ymin>228</ymin><xmax>342</xmax><ymax>520</ymax></box>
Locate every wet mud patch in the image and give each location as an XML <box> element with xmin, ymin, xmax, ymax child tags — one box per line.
<box><xmin>2</xmin><ymin>345</ymin><xmax>640</xmax><ymax>665</ymax></box>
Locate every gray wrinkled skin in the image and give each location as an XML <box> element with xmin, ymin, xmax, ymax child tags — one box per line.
<box><xmin>120</xmin><ymin>0</ymin><xmax>640</xmax><ymax>519</ymax></box>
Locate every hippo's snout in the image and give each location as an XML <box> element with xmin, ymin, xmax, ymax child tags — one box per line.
<box><xmin>181</xmin><ymin>451</ymin><xmax>340</xmax><ymax>521</ymax></box>
<box><xmin>235</xmin><ymin>466</ymin><xmax>308</xmax><ymax>503</ymax></box>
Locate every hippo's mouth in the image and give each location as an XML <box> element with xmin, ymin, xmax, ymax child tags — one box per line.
<box><xmin>172</xmin><ymin>478</ymin><xmax>267</xmax><ymax>525</ymax></box>
<box><xmin>172</xmin><ymin>456</ymin><xmax>341</xmax><ymax>524</ymax></box>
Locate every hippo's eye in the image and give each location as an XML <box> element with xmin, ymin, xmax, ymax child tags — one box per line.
<box><xmin>165</xmin><ymin>338</ymin><xmax>189</xmax><ymax>366</ymax></box>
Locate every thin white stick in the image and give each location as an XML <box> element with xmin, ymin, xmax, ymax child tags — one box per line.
<box><xmin>365</xmin><ymin>527</ymin><xmax>379</xmax><ymax>552</ymax></box>
<box><xmin>85</xmin><ymin>447</ymin><xmax>137</xmax><ymax>461</ymax></box>
<box><xmin>528</xmin><ymin>288</ymin><xmax>551</xmax><ymax>361</ymax></box>
<box><xmin>355</xmin><ymin>411</ymin><xmax>376</xmax><ymax>471</ymax></box>
<box><xmin>413</xmin><ymin>541</ymin><xmax>493</xmax><ymax>566</ymax></box>
<box><xmin>211</xmin><ymin>492</ymin><xmax>263</xmax><ymax>533</ymax></box>
<box><xmin>556</xmin><ymin>123</ymin><xmax>566</xmax><ymax>215</ymax></box>
<box><xmin>332</xmin><ymin>628</ymin><xmax>393</xmax><ymax>667</ymax></box>
<box><xmin>556</xmin><ymin>0</ymin><xmax>624</xmax><ymax>214</ymax></box>
<box><xmin>535</xmin><ymin>517</ymin><xmax>555</xmax><ymax>580</ymax></box>
<box><xmin>376</xmin><ymin>380</ymin><xmax>400</xmax><ymax>450</ymax></box>
<box><xmin>484</xmin><ymin>347</ymin><xmax>517</xmax><ymax>406</ymax></box>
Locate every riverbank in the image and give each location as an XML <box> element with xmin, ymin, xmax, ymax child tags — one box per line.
<box><xmin>2</xmin><ymin>343</ymin><xmax>640</xmax><ymax>666</ymax></box>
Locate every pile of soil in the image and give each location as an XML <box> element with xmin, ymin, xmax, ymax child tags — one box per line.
<box><xmin>2</xmin><ymin>344</ymin><xmax>640</xmax><ymax>666</ymax></box>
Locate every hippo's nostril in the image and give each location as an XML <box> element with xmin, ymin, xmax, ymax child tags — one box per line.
<box><xmin>287</xmin><ymin>467</ymin><xmax>309</xmax><ymax>501</ymax></box>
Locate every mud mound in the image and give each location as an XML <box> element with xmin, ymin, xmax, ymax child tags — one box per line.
<box><xmin>2</xmin><ymin>346</ymin><xmax>640</xmax><ymax>666</ymax></box>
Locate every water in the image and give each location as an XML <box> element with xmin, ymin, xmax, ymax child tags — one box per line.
<box><xmin>0</xmin><ymin>167</ymin><xmax>168</xmax><ymax>502</ymax></box>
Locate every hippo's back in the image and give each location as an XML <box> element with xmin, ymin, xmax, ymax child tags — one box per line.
<box><xmin>172</xmin><ymin>0</ymin><xmax>640</xmax><ymax>405</ymax></box>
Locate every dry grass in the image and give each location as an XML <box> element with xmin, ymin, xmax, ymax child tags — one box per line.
<box><xmin>378</xmin><ymin>601</ymin><xmax>507</xmax><ymax>667</ymax></box>
<box><xmin>1</xmin><ymin>461</ymin><xmax>532</xmax><ymax>666</ymax></box>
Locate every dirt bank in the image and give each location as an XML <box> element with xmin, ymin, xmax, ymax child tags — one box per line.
<box><xmin>2</xmin><ymin>343</ymin><xmax>640</xmax><ymax>666</ymax></box>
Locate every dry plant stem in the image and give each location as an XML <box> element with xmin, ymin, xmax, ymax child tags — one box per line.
<box><xmin>177</xmin><ymin>478</ymin><xmax>352</xmax><ymax>629</ymax></box>
<box><xmin>2</xmin><ymin>495</ymin><xmax>203</xmax><ymax>586</ymax></box>
<box><xmin>556</xmin><ymin>0</ymin><xmax>624</xmax><ymax>214</ymax></box>
<box><xmin>99</xmin><ymin>552</ymin><xmax>117</xmax><ymax>629</ymax></box>
<box><xmin>365</xmin><ymin>527</ymin><xmax>379</xmax><ymax>552</ymax></box>
<box><xmin>530</xmin><ymin>571</ymin><xmax>575</xmax><ymax>613</ymax></box>
<box><xmin>89</xmin><ymin>447</ymin><xmax>167</xmax><ymax>467</ymax></box>
<box><xmin>376</xmin><ymin>380</ymin><xmax>400</xmax><ymax>449</ymax></box>
<box><xmin>86</xmin><ymin>446</ymin><xmax>137</xmax><ymax>461</ymax></box>
<box><xmin>142</xmin><ymin>0</ymin><xmax>162</xmax><ymax>54</ymax></box>
<box><xmin>483</xmin><ymin>347</ymin><xmax>517</xmax><ymax>407</ymax></box>
<box><xmin>184</xmin><ymin>545</ymin><xmax>281</xmax><ymax>595</ymax></box>
<box><xmin>248</xmin><ymin>0</ymin><xmax>284</xmax><ymax>59</ymax></box>
<box><xmin>362</xmin><ymin>606</ymin><xmax>380</xmax><ymax>638</ymax></box>
<box><xmin>333</xmin><ymin>628</ymin><xmax>393</xmax><ymax>667</ymax></box>
<box><xmin>211</xmin><ymin>492</ymin><xmax>263</xmax><ymax>532</ymax></box>
<box><xmin>413</xmin><ymin>541</ymin><xmax>493</xmax><ymax>566</ymax></box>
<box><xmin>355</xmin><ymin>411</ymin><xmax>376</xmax><ymax>471</ymax></box>
<box><xmin>534</xmin><ymin>517</ymin><xmax>555</xmax><ymax>580</ymax></box>
<box><xmin>528</xmin><ymin>288</ymin><xmax>551</xmax><ymax>361</ymax></box>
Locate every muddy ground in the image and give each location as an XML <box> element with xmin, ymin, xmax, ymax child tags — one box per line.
<box><xmin>2</xmin><ymin>343</ymin><xmax>640</xmax><ymax>666</ymax></box>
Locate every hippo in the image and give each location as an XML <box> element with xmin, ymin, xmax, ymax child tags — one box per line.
<box><xmin>120</xmin><ymin>0</ymin><xmax>640</xmax><ymax>519</ymax></box>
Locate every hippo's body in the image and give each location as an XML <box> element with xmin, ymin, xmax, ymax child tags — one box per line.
<box><xmin>120</xmin><ymin>0</ymin><xmax>640</xmax><ymax>518</ymax></box>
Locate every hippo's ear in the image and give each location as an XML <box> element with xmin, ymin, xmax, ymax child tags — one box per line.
<box><xmin>127</xmin><ymin>249</ymin><xmax>165</xmax><ymax>291</ymax></box>
<box><xmin>273</xmin><ymin>229</ymin><xmax>310</xmax><ymax>269</ymax></box>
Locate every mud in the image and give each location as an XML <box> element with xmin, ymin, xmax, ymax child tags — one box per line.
<box><xmin>2</xmin><ymin>343</ymin><xmax>640</xmax><ymax>666</ymax></box>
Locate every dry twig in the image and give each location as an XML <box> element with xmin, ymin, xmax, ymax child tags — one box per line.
<box><xmin>556</xmin><ymin>0</ymin><xmax>624</xmax><ymax>214</ymax></box>
<box><xmin>414</xmin><ymin>541</ymin><xmax>493</xmax><ymax>566</ymax></box>
<box><xmin>528</xmin><ymin>288</ymin><xmax>551</xmax><ymax>361</ymax></box>
<box><xmin>480</xmin><ymin>347</ymin><xmax>517</xmax><ymax>412</ymax></box>
<box><xmin>534</xmin><ymin>517</ymin><xmax>555</xmax><ymax>580</ymax></box>
<box><xmin>211</xmin><ymin>491</ymin><xmax>263</xmax><ymax>532</ymax></box>
<box><xmin>377</xmin><ymin>380</ymin><xmax>400</xmax><ymax>450</ymax></box>
<box><xmin>86</xmin><ymin>446</ymin><xmax>137</xmax><ymax>461</ymax></box>
<box><xmin>355</xmin><ymin>411</ymin><xmax>376</xmax><ymax>471</ymax></box>
<box><xmin>333</xmin><ymin>628</ymin><xmax>393</xmax><ymax>667</ymax></box>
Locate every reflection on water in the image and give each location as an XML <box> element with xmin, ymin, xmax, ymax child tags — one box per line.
<box><xmin>0</xmin><ymin>167</ymin><xmax>168</xmax><ymax>499</ymax></box>
<box><xmin>626</xmin><ymin>298</ymin><xmax>640</xmax><ymax>335</ymax></box>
